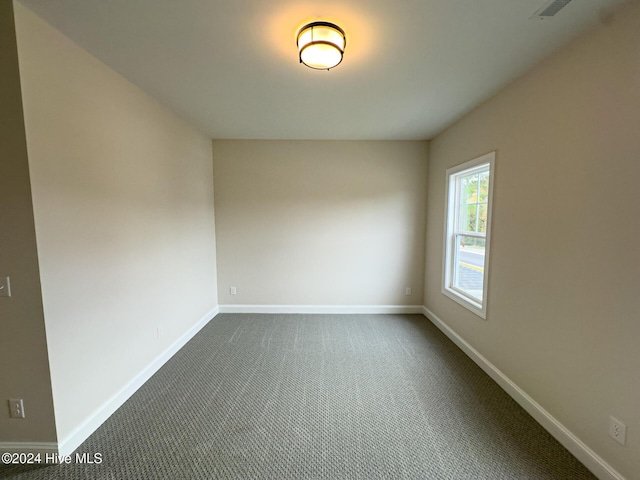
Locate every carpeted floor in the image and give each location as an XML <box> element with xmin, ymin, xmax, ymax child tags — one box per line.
<box><xmin>1</xmin><ymin>314</ymin><xmax>595</xmax><ymax>479</ymax></box>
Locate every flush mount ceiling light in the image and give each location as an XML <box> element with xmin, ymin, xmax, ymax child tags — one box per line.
<box><xmin>296</xmin><ymin>21</ymin><xmax>346</xmax><ymax>70</ymax></box>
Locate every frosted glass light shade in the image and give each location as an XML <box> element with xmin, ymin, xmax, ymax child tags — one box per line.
<box><xmin>297</xmin><ymin>22</ymin><xmax>346</xmax><ymax>70</ymax></box>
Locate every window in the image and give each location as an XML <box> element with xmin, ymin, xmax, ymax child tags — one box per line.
<box><xmin>442</xmin><ymin>151</ymin><xmax>495</xmax><ymax>318</ymax></box>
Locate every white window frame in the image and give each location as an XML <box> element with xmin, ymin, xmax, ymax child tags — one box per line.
<box><xmin>442</xmin><ymin>151</ymin><xmax>495</xmax><ymax>319</ymax></box>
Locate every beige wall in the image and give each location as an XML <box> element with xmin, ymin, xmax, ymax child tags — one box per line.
<box><xmin>424</xmin><ymin>2</ymin><xmax>640</xmax><ymax>478</ymax></box>
<box><xmin>0</xmin><ymin>0</ymin><xmax>57</xmax><ymax>445</ymax></box>
<box><xmin>214</xmin><ymin>140</ymin><xmax>428</xmax><ymax>306</ymax></box>
<box><xmin>14</xmin><ymin>3</ymin><xmax>218</xmax><ymax>442</ymax></box>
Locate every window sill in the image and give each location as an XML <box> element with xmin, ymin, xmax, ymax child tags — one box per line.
<box><xmin>441</xmin><ymin>287</ymin><xmax>487</xmax><ymax>319</ymax></box>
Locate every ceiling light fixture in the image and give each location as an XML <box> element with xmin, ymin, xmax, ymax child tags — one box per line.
<box><xmin>297</xmin><ymin>21</ymin><xmax>346</xmax><ymax>70</ymax></box>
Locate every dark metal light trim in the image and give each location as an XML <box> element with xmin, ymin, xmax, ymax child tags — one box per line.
<box><xmin>296</xmin><ymin>21</ymin><xmax>346</xmax><ymax>70</ymax></box>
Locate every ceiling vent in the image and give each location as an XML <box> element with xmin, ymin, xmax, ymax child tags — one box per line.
<box><xmin>531</xmin><ymin>0</ymin><xmax>572</xmax><ymax>19</ymax></box>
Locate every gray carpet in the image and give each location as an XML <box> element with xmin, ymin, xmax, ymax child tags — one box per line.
<box><xmin>1</xmin><ymin>314</ymin><xmax>595</xmax><ymax>479</ymax></box>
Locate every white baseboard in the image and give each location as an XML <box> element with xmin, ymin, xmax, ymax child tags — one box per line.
<box><xmin>0</xmin><ymin>442</ymin><xmax>58</xmax><ymax>455</ymax></box>
<box><xmin>218</xmin><ymin>304</ymin><xmax>424</xmax><ymax>314</ymax></box>
<box><xmin>421</xmin><ymin>306</ymin><xmax>624</xmax><ymax>480</ymax></box>
<box><xmin>57</xmin><ymin>306</ymin><xmax>219</xmax><ymax>457</ymax></box>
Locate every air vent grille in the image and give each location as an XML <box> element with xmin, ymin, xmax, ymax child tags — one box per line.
<box><xmin>531</xmin><ymin>0</ymin><xmax>572</xmax><ymax>19</ymax></box>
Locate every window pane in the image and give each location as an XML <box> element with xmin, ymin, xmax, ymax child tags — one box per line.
<box><xmin>478</xmin><ymin>172</ymin><xmax>489</xmax><ymax>203</ymax></box>
<box><xmin>477</xmin><ymin>204</ymin><xmax>488</xmax><ymax>233</ymax></box>
<box><xmin>459</xmin><ymin>173</ymin><xmax>478</xmax><ymax>207</ymax></box>
<box><xmin>453</xmin><ymin>235</ymin><xmax>485</xmax><ymax>301</ymax></box>
<box><xmin>458</xmin><ymin>204</ymin><xmax>477</xmax><ymax>232</ymax></box>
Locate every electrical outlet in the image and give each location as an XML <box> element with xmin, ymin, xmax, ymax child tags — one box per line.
<box><xmin>405</xmin><ymin>287</ymin><xmax>412</xmax><ymax>296</ymax></box>
<box><xmin>157</xmin><ymin>325</ymin><xmax>164</xmax><ymax>339</ymax></box>
<box><xmin>230</xmin><ymin>286</ymin><xmax>237</xmax><ymax>295</ymax></box>
<box><xmin>9</xmin><ymin>399</ymin><xmax>25</xmax><ymax>418</ymax></box>
<box><xmin>609</xmin><ymin>416</ymin><xmax>627</xmax><ymax>446</ymax></box>
<box><xmin>0</xmin><ymin>276</ymin><xmax>11</xmax><ymax>297</ymax></box>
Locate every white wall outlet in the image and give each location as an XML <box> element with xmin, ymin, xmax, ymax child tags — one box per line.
<box><xmin>0</xmin><ymin>276</ymin><xmax>11</xmax><ymax>297</ymax></box>
<box><xmin>156</xmin><ymin>325</ymin><xmax>164</xmax><ymax>339</ymax></box>
<box><xmin>609</xmin><ymin>416</ymin><xmax>627</xmax><ymax>446</ymax></box>
<box><xmin>230</xmin><ymin>286</ymin><xmax>237</xmax><ymax>295</ymax></box>
<box><xmin>405</xmin><ymin>287</ymin><xmax>412</xmax><ymax>296</ymax></box>
<box><xmin>9</xmin><ymin>399</ymin><xmax>25</xmax><ymax>418</ymax></box>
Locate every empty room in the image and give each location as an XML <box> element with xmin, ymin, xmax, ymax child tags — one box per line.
<box><xmin>1</xmin><ymin>0</ymin><xmax>638</xmax><ymax>479</ymax></box>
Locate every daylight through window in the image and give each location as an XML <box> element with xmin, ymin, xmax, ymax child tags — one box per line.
<box><xmin>442</xmin><ymin>152</ymin><xmax>495</xmax><ymax>318</ymax></box>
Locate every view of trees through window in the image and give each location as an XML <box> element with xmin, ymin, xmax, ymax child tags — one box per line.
<box><xmin>459</xmin><ymin>171</ymin><xmax>489</xmax><ymax>240</ymax></box>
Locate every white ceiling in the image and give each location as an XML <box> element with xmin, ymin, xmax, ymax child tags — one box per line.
<box><xmin>18</xmin><ymin>0</ymin><xmax>624</xmax><ymax>140</ymax></box>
